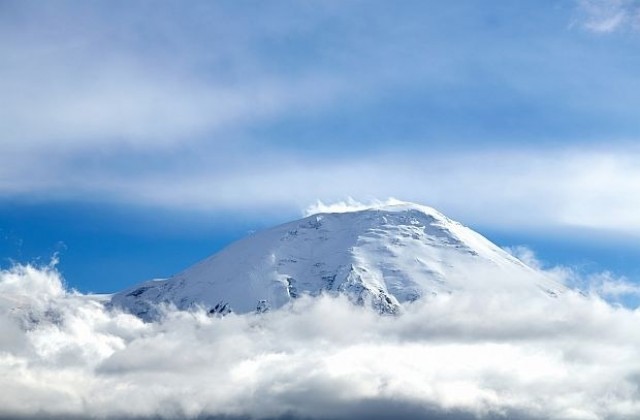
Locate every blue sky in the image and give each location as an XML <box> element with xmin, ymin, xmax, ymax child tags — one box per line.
<box><xmin>1</xmin><ymin>0</ymin><xmax>640</xmax><ymax>293</ymax></box>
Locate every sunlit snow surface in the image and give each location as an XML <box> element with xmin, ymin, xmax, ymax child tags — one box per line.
<box><xmin>112</xmin><ymin>202</ymin><xmax>564</xmax><ymax>319</ymax></box>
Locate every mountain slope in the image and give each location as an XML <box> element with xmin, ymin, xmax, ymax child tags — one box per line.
<box><xmin>112</xmin><ymin>202</ymin><xmax>564</xmax><ymax>319</ymax></box>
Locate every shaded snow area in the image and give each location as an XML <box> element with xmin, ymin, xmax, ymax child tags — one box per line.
<box><xmin>1</xmin><ymin>261</ymin><xmax>640</xmax><ymax>420</ymax></box>
<box><xmin>112</xmin><ymin>202</ymin><xmax>565</xmax><ymax>320</ymax></box>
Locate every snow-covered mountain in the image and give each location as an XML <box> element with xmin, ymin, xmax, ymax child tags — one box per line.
<box><xmin>112</xmin><ymin>201</ymin><xmax>564</xmax><ymax>319</ymax></box>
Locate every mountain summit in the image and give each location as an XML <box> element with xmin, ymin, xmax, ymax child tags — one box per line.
<box><xmin>112</xmin><ymin>201</ymin><xmax>564</xmax><ymax>319</ymax></box>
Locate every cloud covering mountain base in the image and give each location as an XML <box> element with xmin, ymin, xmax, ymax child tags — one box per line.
<box><xmin>1</xmin><ymin>263</ymin><xmax>639</xmax><ymax>419</ymax></box>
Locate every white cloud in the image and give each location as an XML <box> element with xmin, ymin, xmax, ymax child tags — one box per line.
<box><xmin>575</xmin><ymin>0</ymin><xmax>640</xmax><ymax>33</ymax></box>
<box><xmin>38</xmin><ymin>147</ymin><xmax>640</xmax><ymax>236</ymax></box>
<box><xmin>594</xmin><ymin>273</ymin><xmax>640</xmax><ymax>297</ymax></box>
<box><xmin>503</xmin><ymin>245</ymin><xmax>544</xmax><ymax>270</ymax></box>
<box><xmin>0</xmin><ymin>59</ymin><xmax>343</xmax><ymax>153</ymax></box>
<box><xmin>304</xmin><ymin>197</ymin><xmax>411</xmax><ymax>217</ymax></box>
<box><xmin>4</xmin><ymin>144</ymin><xmax>640</xmax><ymax>236</ymax></box>
<box><xmin>1</xmin><ymin>262</ymin><xmax>640</xmax><ymax>419</ymax></box>
<box><xmin>4</xmin><ymin>146</ymin><xmax>640</xmax><ymax>236</ymax></box>
<box><xmin>505</xmin><ymin>245</ymin><xmax>640</xmax><ymax>308</ymax></box>
<box><xmin>0</xmin><ymin>2</ymin><xmax>352</xmax><ymax>159</ymax></box>
<box><xmin>2</xmin><ymin>2</ymin><xmax>640</xmax><ymax>240</ymax></box>
<box><xmin>569</xmin><ymin>271</ymin><xmax>640</xmax><ymax>304</ymax></box>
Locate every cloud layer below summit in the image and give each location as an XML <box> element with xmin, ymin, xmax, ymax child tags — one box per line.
<box><xmin>1</xmin><ymin>261</ymin><xmax>640</xmax><ymax>419</ymax></box>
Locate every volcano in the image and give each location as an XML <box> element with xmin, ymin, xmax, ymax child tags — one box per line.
<box><xmin>112</xmin><ymin>201</ymin><xmax>564</xmax><ymax>319</ymax></box>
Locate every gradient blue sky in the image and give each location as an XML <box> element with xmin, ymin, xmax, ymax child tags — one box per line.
<box><xmin>1</xmin><ymin>0</ymin><xmax>640</xmax><ymax>293</ymax></box>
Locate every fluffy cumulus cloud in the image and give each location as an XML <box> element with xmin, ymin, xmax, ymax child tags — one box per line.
<box><xmin>1</xmin><ymin>262</ymin><xmax>640</xmax><ymax>419</ymax></box>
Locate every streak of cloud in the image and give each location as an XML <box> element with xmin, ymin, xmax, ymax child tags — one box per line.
<box><xmin>574</xmin><ymin>0</ymin><xmax>640</xmax><ymax>32</ymax></box>
<box><xmin>4</xmin><ymin>147</ymin><xmax>639</xmax><ymax>235</ymax></box>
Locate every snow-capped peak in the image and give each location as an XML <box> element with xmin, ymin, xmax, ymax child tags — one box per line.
<box><xmin>112</xmin><ymin>201</ymin><xmax>565</xmax><ymax>319</ymax></box>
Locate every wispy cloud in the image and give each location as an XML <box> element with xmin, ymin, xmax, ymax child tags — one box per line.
<box><xmin>4</xmin><ymin>147</ymin><xmax>639</xmax><ymax>235</ymax></box>
<box><xmin>1</xmin><ymin>262</ymin><xmax>640</xmax><ymax>419</ymax></box>
<box><xmin>0</xmin><ymin>50</ymin><xmax>345</xmax><ymax>153</ymax></box>
<box><xmin>506</xmin><ymin>245</ymin><xmax>640</xmax><ymax>306</ymax></box>
<box><xmin>575</xmin><ymin>0</ymin><xmax>640</xmax><ymax>32</ymax></box>
<box><xmin>0</xmin><ymin>2</ymin><xmax>351</xmax><ymax>157</ymax></box>
<box><xmin>2</xmin><ymin>1</ymin><xmax>640</xmax><ymax>239</ymax></box>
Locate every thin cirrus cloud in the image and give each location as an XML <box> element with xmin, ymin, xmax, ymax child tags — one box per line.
<box><xmin>0</xmin><ymin>58</ymin><xmax>344</xmax><ymax>152</ymax></box>
<box><xmin>574</xmin><ymin>0</ymin><xmax>640</xmax><ymax>32</ymax></box>
<box><xmin>0</xmin><ymin>1</ymin><xmax>350</xmax><ymax>155</ymax></box>
<box><xmin>1</xmin><ymin>260</ymin><xmax>640</xmax><ymax>419</ymax></box>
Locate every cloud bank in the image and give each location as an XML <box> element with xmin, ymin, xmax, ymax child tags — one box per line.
<box><xmin>5</xmin><ymin>144</ymin><xmax>640</xmax><ymax>236</ymax></box>
<box><xmin>28</xmin><ymin>147</ymin><xmax>638</xmax><ymax>236</ymax></box>
<box><xmin>1</xmin><ymin>262</ymin><xmax>640</xmax><ymax>419</ymax></box>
